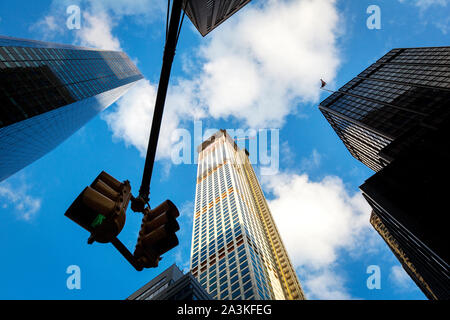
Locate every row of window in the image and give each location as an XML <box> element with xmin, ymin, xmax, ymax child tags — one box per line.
<box><xmin>190</xmin><ymin>138</ymin><xmax>280</xmax><ymax>300</ymax></box>
<box><xmin>195</xmin><ymin>242</ymin><xmax>255</xmax><ymax>300</ymax></box>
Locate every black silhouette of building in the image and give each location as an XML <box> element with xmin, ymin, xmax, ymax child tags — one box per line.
<box><xmin>127</xmin><ymin>264</ymin><xmax>212</xmax><ymax>300</ymax></box>
<box><xmin>319</xmin><ymin>46</ymin><xmax>450</xmax><ymax>300</ymax></box>
<box><xmin>319</xmin><ymin>47</ymin><xmax>450</xmax><ymax>172</ymax></box>
<box><xmin>183</xmin><ymin>0</ymin><xmax>251</xmax><ymax>36</ymax></box>
<box><xmin>0</xmin><ymin>36</ymin><xmax>143</xmax><ymax>181</ymax></box>
<box><xmin>369</xmin><ymin>212</ymin><xmax>439</xmax><ymax>300</ymax></box>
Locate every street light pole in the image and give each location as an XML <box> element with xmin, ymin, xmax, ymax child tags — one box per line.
<box><xmin>65</xmin><ymin>0</ymin><xmax>253</xmax><ymax>271</ymax></box>
<box><xmin>132</xmin><ymin>0</ymin><xmax>184</xmax><ymax>212</ymax></box>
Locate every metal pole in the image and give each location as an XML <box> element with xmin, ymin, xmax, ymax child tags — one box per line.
<box><xmin>133</xmin><ymin>0</ymin><xmax>184</xmax><ymax>212</ymax></box>
<box><xmin>111</xmin><ymin>237</ymin><xmax>143</xmax><ymax>271</ymax></box>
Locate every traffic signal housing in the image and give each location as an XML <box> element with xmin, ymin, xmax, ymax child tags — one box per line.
<box><xmin>134</xmin><ymin>200</ymin><xmax>180</xmax><ymax>269</ymax></box>
<box><xmin>65</xmin><ymin>171</ymin><xmax>132</xmax><ymax>244</ymax></box>
<box><xmin>65</xmin><ymin>172</ymin><xmax>181</xmax><ymax>271</ymax></box>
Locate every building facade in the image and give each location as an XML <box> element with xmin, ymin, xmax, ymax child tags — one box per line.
<box><xmin>319</xmin><ymin>46</ymin><xmax>450</xmax><ymax>299</ymax></box>
<box><xmin>0</xmin><ymin>36</ymin><xmax>143</xmax><ymax>181</ymax></box>
<box><xmin>360</xmin><ymin>122</ymin><xmax>450</xmax><ymax>300</ymax></box>
<box><xmin>127</xmin><ymin>264</ymin><xmax>211</xmax><ymax>300</ymax></box>
<box><xmin>319</xmin><ymin>46</ymin><xmax>450</xmax><ymax>172</ymax></box>
<box><xmin>183</xmin><ymin>0</ymin><xmax>251</xmax><ymax>36</ymax></box>
<box><xmin>370</xmin><ymin>212</ymin><xmax>438</xmax><ymax>300</ymax></box>
<box><xmin>189</xmin><ymin>130</ymin><xmax>305</xmax><ymax>300</ymax></box>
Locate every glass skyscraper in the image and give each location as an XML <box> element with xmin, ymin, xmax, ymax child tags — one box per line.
<box><xmin>0</xmin><ymin>35</ymin><xmax>143</xmax><ymax>181</ymax></box>
<box><xmin>183</xmin><ymin>0</ymin><xmax>251</xmax><ymax>36</ymax></box>
<box><xmin>369</xmin><ymin>212</ymin><xmax>439</xmax><ymax>300</ymax></box>
<box><xmin>189</xmin><ymin>130</ymin><xmax>305</xmax><ymax>300</ymax></box>
<box><xmin>319</xmin><ymin>46</ymin><xmax>450</xmax><ymax>300</ymax></box>
<box><xmin>360</xmin><ymin>130</ymin><xmax>450</xmax><ymax>300</ymax></box>
<box><xmin>319</xmin><ymin>46</ymin><xmax>450</xmax><ymax>172</ymax></box>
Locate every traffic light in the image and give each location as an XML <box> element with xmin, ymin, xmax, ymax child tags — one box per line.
<box><xmin>65</xmin><ymin>171</ymin><xmax>132</xmax><ymax>244</ymax></box>
<box><xmin>134</xmin><ymin>200</ymin><xmax>180</xmax><ymax>269</ymax></box>
<box><xmin>65</xmin><ymin>172</ymin><xmax>181</xmax><ymax>271</ymax></box>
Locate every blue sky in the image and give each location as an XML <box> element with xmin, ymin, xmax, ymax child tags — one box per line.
<box><xmin>0</xmin><ymin>0</ymin><xmax>448</xmax><ymax>300</ymax></box>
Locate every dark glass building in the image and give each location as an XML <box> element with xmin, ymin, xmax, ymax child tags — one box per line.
<box><xmin>183</xmin><ymin>0</ymin><xmax>251</xmax><ymax>36</ymax></box>
<box><xmin>319</xmin><ymin>46</ymin><xmax>450</xmax><ymax>300</ymax></box>
<box><xmin>127</xmin><ymin>264</ymin><xmax>212</xmax><ymax>300</ymax></box>
<box><xmin>360</xmin><ymin>120</ymin><xmax>450</xmax><ymax>300</ymax></box>
<box><xmin>0</xmin><ymin>36</ymin><xmax>143</xmax><ymax>181</ymax></box>
<box><xmin>319</xmin><ymin>46</ymin><xmax>450</xmax><ymax>172</ymax></box>
<box><xmin>370</xmin><ymin>212</ymin><xmax>440</xmax><ymax>300</ymax></box>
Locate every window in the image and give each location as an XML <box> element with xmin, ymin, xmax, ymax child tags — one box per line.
<box><xmin>244</xmin><ymin>289</ymin><xmax>253</xmax><ymax>300</ymax></box>
<box><xmin>220</xmin><ymin>283</ymin><xmax>228</xmax><ymax>292</ymax></box>
<box><xmin>243</xmin><ymin>281</ymin><xmax>252</xmax><ymax>292</ymax></box>
<box><xmin>221</xmin><ymin>290</ymin><xmax>229</xmax><ymax>299</ymax></box>
<box><xmin>232</xmin><ymin>289</ymin><xmax>241</xmax><ymax>300</ymax></box>
<box><xmin>231</xmin><ymin>282</ymin><xmax>240</xmax><ymax>292</ymax></box>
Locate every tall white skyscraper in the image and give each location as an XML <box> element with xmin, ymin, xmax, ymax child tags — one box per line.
<box><xmin>189</xmin><ymin>130</ymin><xmax>305</xmax><ymax>300</ymax></box>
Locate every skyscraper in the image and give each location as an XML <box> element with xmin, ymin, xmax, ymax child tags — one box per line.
<box><xmin>369</xmin><ymin>212</ymin><xmax>438</xmax><ymax>300</ymax></box>
<box><xmin>319</xmin><ymin>46</ymin><xmax>450</xmax><ymax>299</ymax></box>
<box><xmin>183</xmin><ymin>0</ymin><xmax>251</xmax><ymax>36</ymax></box>
<box><xmin>189</xmin><ymin>130</ymin><xmax>305</xmax><ymax>300</ymax></box>
<box><xmin>319</xmin><ymin>46</ymin><xmax>450</xmax><ymax>172</ymax></box>
<box><xmin>0</xmin><ymin>36</ymin><xmax>143</xmax><ymax>181</ymax></box>
<box><xmin>360</xmin><ymin>125</ymin><xmax>450</xmax><ymax>300</ymax></box>
<box><xmin>127</xmin><ymin>264</ymin><xmax>211</xmax><ymax>300</ymax></box>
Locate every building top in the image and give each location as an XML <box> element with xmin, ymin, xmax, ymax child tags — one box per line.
<box><xmin>197</xmin><ymin>129</ymin><xmax>239</xmax><ymax>153</ymax></box>
<box><xmin>183</xmin><ymin>0</ymin><xmax>251</xmax><ymax>37</ymax></box>
<box><xmin>127</xmin><ymin>264</ymin><xmax>183</xmax><ymax>300</ymax></box>
<box><xmin>127</xmin><ymin>264</ymin><xmax>212</xmax><ymax>300</ymax></box>
<box><xmin>318</xmin><ymin>46</ymin><xmax>450</xmax><ymax>171</ymax></box>
<box><xmin>320</xmin><ymin>46</ymin><xmax>450</xmax><ymax>113</ymax></box>
<box><xmin>0</xmin><ymin>35</ymin><xmax>112</xmax><ymax>52</ymax></box>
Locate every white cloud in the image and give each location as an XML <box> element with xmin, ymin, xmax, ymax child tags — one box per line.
<box><xmin>0</xmin><ymin>180</ymin><xmax>42</xmax><ymax>221</ymax></box>
<box><xmin>40</xmin><ymin>15</ymin><xmax>60</xmax><ymax>31</ymax></box>
<box><xmin>173</xmin><ymin>201</ymin><xmax>195</xmax><ymax>273</ymax></box>
<box><xmin>102</xmin><ymin>79</ymin><xmax>156</xmax><ymax>155</ymax></box>
<box><xmin>34</xmin><ymin>0</ymin><xmax>343</xmax><ymax>162</ymax></box>
<box><xmin>389</xmin><ymin>265</ymin><xmax>415</xmax><ymax>290</ymax></box>
<box><xmin>262</xmin><ymin>172</ymin><xmax>376</xmax><ymax>299</ymax></box>
<box><xmin>104</xmin><ymin>0</ymin><xmax>343</xmax><ymax>158</ymax></box>
<box><xmin>74</xmin><ymin>0</ymin><xmax>166</xmax><ymax>48</ymax></box>
<box><xmin>102</xmin><ymin>78</ymin><xmax>205</xmax><ymax>160</ymax></box>
<box><xmin>30</xmin><ymin>15</ymin><xmax>65</xmax><ymax>40</ymax></box>
<box><xmin>300</xmin><ymin>149</ymin><xmax>322</xmax><ymax>171</ymax></box>
<box><xmin>300</xmin><ymin>268</ymin><xmax>353</xmax><ymax>300</ymax></box>
<box><xmin>196</xmin><ymin>0</ymin><xmax>342</xmax><ymax>127</ymax></box>
<box><xmin>33</xmin><ymin>0</ymin><xmax>165</xmax><ymax>42</ymax></box>
<box><xmin>75</xmin><ymin>11</ymin><xmax>121</xmax><ymax>50</ymax></box>
<box><xmin>280</xmin><ymin>141</ymin><xmax>296</xmax><ymax>166</ymax></box>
